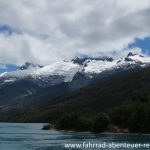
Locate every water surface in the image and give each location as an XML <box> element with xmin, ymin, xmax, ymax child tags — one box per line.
<box><xmin>0</xmin><ymin>123</ymin><xmax>149</xmax><ymax>150</ymax></box>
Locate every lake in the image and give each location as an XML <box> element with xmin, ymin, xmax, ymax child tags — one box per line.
<box><xmin>0</xmin><ymin>123</ymin><xmax>149</xmax><ymax>150</ymax></box>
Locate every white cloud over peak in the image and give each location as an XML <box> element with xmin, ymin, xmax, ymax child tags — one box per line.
<box><xmin>0</xmin><ymin>0</ymin><xmax>150</xmax><ymax>65</ymax></box>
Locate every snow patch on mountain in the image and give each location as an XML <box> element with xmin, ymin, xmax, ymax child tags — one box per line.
<box><xmin>128</xmin><ymin>54</ymin><xmax>150</xmax><ymax>63</ymax></box>
<box><xmin>0</xmin><ymin>68</ymin><xmax>37</xmax><ymax>78</ymax></box>
<box><xmin>4</xmin><ymin>79</ymin><xmax>16</xmax><ymax>83</ymax></box>
<box><xmin>33</xmin><ymin>61</ymin><xmax>81</xmax><ymax>82</ymax></box>
<box><xmin>83</xmin><ymin>60</ymin><xmax>118</xmax><ymax>74</ymax></box>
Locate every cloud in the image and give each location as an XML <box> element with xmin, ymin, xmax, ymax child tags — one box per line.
<box><xmin>0</xmin><ymin>0</ymin><xmax>150</xmax><ymax>65</ymax></box>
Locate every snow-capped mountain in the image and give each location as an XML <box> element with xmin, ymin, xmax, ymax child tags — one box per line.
<box><xmin>1</xmin><ymin>52</ymin><xmax>150</xmax><ymax>85</ymax></box>
<box><xmin>0</xmin><ymin>61</ymin><xmax>81</xmax><ymax>87</ymax></box>
<box><xmin>0</xmin><ymin>52</ymin><xmax>150</xmax><ymax>111</ymax></box>
<box><xmin>73</xmin><ymin>52</ymin><xmax>150</xmax><ymax>75</ymax></box>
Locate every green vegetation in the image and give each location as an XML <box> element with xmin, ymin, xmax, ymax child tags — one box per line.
<box><xmin>1</xmin><ymin>67</ymin><xmax>150</xmax><ymax>133</ymax></box>
<box><xmin>56</xmin><ymin>114</ymin><xmax>93</xmax><ymax>131</ymax></box>
<box><xmin>53</xmin><ymin>98</ymin><xmax>150</xmax><ymax>133</ymax></box>
<box><xmin>93</xmin><ymin>112</ymin><xmax>111</xmax><ymax>132</ymax></box>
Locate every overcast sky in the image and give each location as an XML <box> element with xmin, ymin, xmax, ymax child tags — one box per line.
<box><xmin>0</xmin><ymin>0</ymin><xmax>150</xmax><ymax>65</ymax></box>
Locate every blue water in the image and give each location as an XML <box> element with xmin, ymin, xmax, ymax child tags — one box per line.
<box><xmin>0</xmin><ymin>123</ymin><xmax>149</xmax><ymax>150</ymax></box>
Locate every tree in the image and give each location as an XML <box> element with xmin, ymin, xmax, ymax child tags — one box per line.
<box><xmin>56</xmin><ymin>114</ymin><xmax>78</xmax><ymax>130</ymax></box>
<box><xmin>93</xmin><ymin>112</ymin><xmax>111</xmax><ymax>132</ymax></box>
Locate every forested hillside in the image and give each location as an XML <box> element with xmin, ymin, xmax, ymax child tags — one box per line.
<box><xmin>1</xmin><ymin>67</ymin><xmax>150</xmax><ymax>133</ymax></box>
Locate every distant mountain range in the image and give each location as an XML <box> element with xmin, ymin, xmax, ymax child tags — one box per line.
<box><xmin>0</xmin><ymin>52</ymin><xmax>150</xmax><ymax>113</ymax></box>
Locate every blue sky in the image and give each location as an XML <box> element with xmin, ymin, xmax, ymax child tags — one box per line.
<box><xmin>128</xmin><ymin>37</ymin><xmax>150</xmax><ymax>54</ymax></box>
<box><xmin>0</xmin><ymin>64</ymin><xmax>17</xmax><ymax>73</ymax></box>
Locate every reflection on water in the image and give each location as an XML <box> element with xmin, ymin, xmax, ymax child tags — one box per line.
<box><xmin>0</xmin><ymin>123</ymin><xmax>149</xmax><ymax>150</ymax></box>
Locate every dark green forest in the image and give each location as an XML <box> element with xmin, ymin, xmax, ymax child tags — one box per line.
<box><xmin>1</xmin><ymin>67</ymin><xmax>150</xmax><ymax>133</ymax></box>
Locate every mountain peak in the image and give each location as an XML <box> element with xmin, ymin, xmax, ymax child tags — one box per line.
<box><xmin>19</xmin><ymin>62</ymin><xmax>43</xmax><ymax>70</ymax></box>
<box><xmin>72</xmin><ymin>56</ymin><xmax>114</xmax><ymax>65</ymax></box>
<box><xmin>127</xmin><ymin>52</ymin><xmax>137</xmax><ymax>57</ymax></box>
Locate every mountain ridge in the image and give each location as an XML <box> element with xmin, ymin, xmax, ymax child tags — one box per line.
<box><xmin>0</xmin><ymin>52</ymin><xmax>150</xmax><ymax>113</ymax></box>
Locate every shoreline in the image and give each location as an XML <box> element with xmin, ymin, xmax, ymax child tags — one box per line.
<box><xmin>41</xmin><ymin>123</ymin><xmax>150</xmax><ymax>135</ymax></box>
<box><xmin>0</xmin><ymin>122</ymin><xmax>149</xmax><ymax>135</ymax></box>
